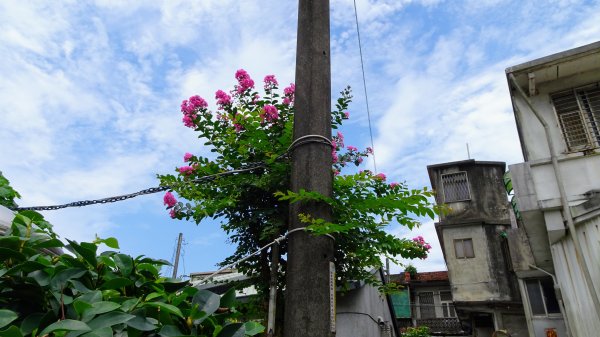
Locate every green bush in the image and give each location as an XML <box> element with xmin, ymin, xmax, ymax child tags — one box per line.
<box><xmin>0</xmin><ymin>174</ymin><xmax>263</xmax><ymax>337</ymax></box>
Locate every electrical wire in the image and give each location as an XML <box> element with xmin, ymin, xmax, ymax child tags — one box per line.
<box><xmin>352</xmin><ymin>0</ymin><xmax>377</xmax><ymax>173</ymax></box>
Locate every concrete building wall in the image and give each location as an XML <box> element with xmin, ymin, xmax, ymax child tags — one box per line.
<box><xmin>442</xmin><ymin>224</ymin><xmax>495</xmax><ymax>302</ymax></box>
<box><xmin>336</xmin><ymin>275</ymin><xmax>396</xmax><ymax>337</ymax></box>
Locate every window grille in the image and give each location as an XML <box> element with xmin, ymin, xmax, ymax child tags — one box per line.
<box><xmin>440</xmin><ymin>291</ymin><xmax>456</xmax><ymax>318</ymax></box>
<box><xmin>418</xmin><ymin>292</ymin><xmax>436</xmax><ymax>319</ymax></box>
<box><xmin>551</xmin><ymin>85</ymin><xmax>600</xmax><ymax>152</ymax></box>
<box><xmin>441</xmin><ymin>172</ymin><xmax>470</xmax><ymax>203</ymax></box>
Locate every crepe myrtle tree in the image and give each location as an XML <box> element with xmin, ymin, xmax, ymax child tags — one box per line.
<box><xmin>158</xmin><ymin>69</ymin><xmax>436</xmax><ymax>295</ymax></box>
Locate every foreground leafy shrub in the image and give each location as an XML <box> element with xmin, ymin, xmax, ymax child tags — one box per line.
<box><xmin>0</xmin><ymin>208</ymin><xmax>263</xmax><ymax>337</ymax></box>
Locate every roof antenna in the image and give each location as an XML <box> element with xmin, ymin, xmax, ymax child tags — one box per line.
<box><xmin>466</xmin><ymin>143</ymin><xmax>471</xmax><ymax>159</ymax></box>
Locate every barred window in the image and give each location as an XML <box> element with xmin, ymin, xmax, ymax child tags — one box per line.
<box><xmin>441</xmin><ymin>172</ymin><xmax>470</xmax><ymax>203</ymax></box>
<box><xmin>551</xmin><ymin>85</ymin><xmax>600</xmax><ymax>152</ymax></box>
<box><xmin>418</xmin><ymin>292</ymin><xmax>436</xmax><ymax>319</ymax></box>
<box><xmin>440</xmin><ymin>291</ymin><xmax>456</xmax><ymax>318</ymax></box>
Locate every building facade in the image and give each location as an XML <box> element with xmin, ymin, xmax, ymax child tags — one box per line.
<box><xmin>427</xmin><ymin>160</ymin><xmax>529</xmax><ymax>337</ymax></box>
<box><xmin>506</xmin><ymin>41</ymin><xmax>600</xmax><ymax>337</ymax></box>
<box><xmin>390</xmin><ymin>271</ymin><xmax>465</xmax><ymax>336</ymax></box>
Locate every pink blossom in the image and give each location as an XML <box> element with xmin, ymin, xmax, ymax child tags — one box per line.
<box><xmin>336</xmin><ymin>132</ymin><xmax>344</xmax><ymax>147</ymax></box>
<box><xmin>262</xmin><ymin>105</ymin><xmax>279</xmax><ymax>121</ymax></box>
<box><xmin>344</xmin><ymin>111</ymin><xmax>350</xmax><ymax>119</ymax></box>
<box><xmin>332</xmin><ymin>150</ymin><xmax>338</xmax><ymax>163</ymax></box>
<box><xmin>169</xmin><ymin>209</ymin><xmax>176</xmax><ymax>219</ymax></box>
<box><xmin>283</xmin><ymin>97</ymin><xmax>291</xmax><ymax>105</ymax></box>
<box><xmin>357</xmin><ymin>157</ymin><xmax>363</xmax><ymax>164</ymax></box>
<box><xmin>163</xmin><ymin>192</ymin><xmax>177</xmax><ymax>208</ymax></box>
<box><xmin>188</xmin><ymin>95</ymin><xmax>208</xmax><ymax>110</ymax></box>
<box><xmin>183</xmin><ymin>152</ymin><xmax>193</xmax><ymax>162</ymax></box>
<box><xmin>284</xmin><ymin>83</ymin><xmax>295</xmax><ymax>96</ymax></box>
<box><xmin>366</xmin><ymin>147</ymin><xmax>373</xmax><ymax>154</ymax></box>
<box><xmin>389</xmin><ymin>182</ymin><xmax>399</xmax><ymax>188</ymax></box>
<box><xmin>253</xmin><ymin>94</ymin><xmax>260</xmax><ymax>104</ymax></box>
<box><xmin>235</xmin><ymin>69</ymin><xmax>249</xmax><ymax>81</ymax></box>
<box><xmin>234</xmin><ymin>69</ymin><xmax>255</xmax><ymax>94</ymax></box>
<box><xmin>374</xmin><ymin>173</ymin><xmax>386</xmax><ymax>181</ymax></box>
<box><xmin>334</xmin><ymin>170</ymin><xmax>340</xmax><ymax>176</ymax></box>
<box><xmin>182</xmin><ymin>115</ymin><xmax>196</xmax><ymax>128</ymax></box>
<box><xmin>263</xmin><ymin>75</ymin><xmax>278</xmax><ymax>90</ymax></box>
<box><xmin>234</xmin><ymin>123</ymin><xmax>244</xmax><ymax>132</ymax></box>
<box><xmin>215</xmin><ymin>90</ymin><xmax>232</xmax><ymax>108</ymax></box>
<box><xmin>179</xmin><ymin>166</ymin><xmax>194</xmax><ymax>175</ymax></box>
<box><xmin>347</xmin><ymin>145</ymin><xmax>358</xmax><ymax>152</ymax></box>
<box><xmin>424</xmin><ymin>244</ymin><xmax>432</xmax><ymax>250</ymax></box>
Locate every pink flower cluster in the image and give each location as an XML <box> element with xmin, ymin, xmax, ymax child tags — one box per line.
<box><xmin>179</xmin><ymin>166</ymin><xmax>194</xmax><ymax>175</ymax></box>
<box><xmin>263</xmin><ymin>74</ymin><xmax>278</xmax><ymax>90</ymax></box>
<box><xmin>215</xmin><ymin>90</ymin><xmax>232</xmax><ymax>109</ymax></box>
<box><xmin>283</xmin><ymin>83</ymin><xmax>295</xmax><ymax>105</ymax></box>
<box><xmin>164</xmin><ymin>192</ymin><xmax>177</xmax><ymax>207</ymax></box>
<box><xmin>344</xmin><ymin>111</ymin><xmax>350</xmax><ymax>119</ymax></box>
<box><xmin>235</xmin><ymin>69</ymin><xmax>255</xmax><ymax>94</ymax></box>
<box><xmin>261</xmin><ymin>105</ymin><xmax>279</xmax><ymax>122</ymax></box>
<box><xmin>390</xmin><ymin>182</ymin><xmax>399</xmax><ymax>188</ymax></box>
<box><xmin>413</xmin><ymin>236</ymin><xmax>432</xmax><ymax>251</ymax></box>
<box><xmin>181</xmin><ymin>95</ymin><xmax>208</xmax><ymax>128</ymax></box>
<box><xmin>183</xmin><ymin>152</ymin><xmax>193</xmax><ymax>162</ymax></box>
<box><xmin>374</xmin><ymin>173</ymin><xmax>386</xmax><ymax>181</ymax></box>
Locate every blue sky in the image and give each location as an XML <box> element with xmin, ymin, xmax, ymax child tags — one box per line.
<box><xmin>1</xmin><ymin>0</ymin><xmax>599</xmax><ymax>275</ymax></box>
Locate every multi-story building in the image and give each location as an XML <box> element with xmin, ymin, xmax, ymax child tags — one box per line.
<box><xmin>506</xmin><ymin>41</ymin><xmax>600</xmax><ymax>337</ymax></box>
<box><xmin>427</xmin><ymin>160</ymin><xmax>529</xmax><ymax>337</ymax></box>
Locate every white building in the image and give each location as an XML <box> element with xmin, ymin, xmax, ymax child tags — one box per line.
<box><xmin>506</xmin><ymin>41</ymin><xmax>600</xmax><ymax>337</ymax></box>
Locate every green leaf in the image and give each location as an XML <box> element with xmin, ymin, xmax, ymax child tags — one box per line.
<box><xmin>0</xmin><ymin>248</ymin><xmax>26</xmax><ymax>262</ymax></box>
<box><xmin>220</xmin><ymin>287</ymin><xmax>237</xmax><ymax>308</ymax></box>
<box><xmin>67</xmin><ymin>240</ymin><xmax>98</xmax><ymax>267</ymax></box>
<box><xmin>98</xmin><ymin>237</ymin><xmax>120</xmax><ymax>249</ymax></box>
<box><xmin>244</xmin><ymin>321</ymin><xmax>265</xmax><ymax>336</ymax></box>
<box><xmin>114</xmin><ymin>254</ymin><xmax>133</xmax><ymax>276</ymax></box>
<box><xmin>20</xmin><ymin>312</ymin><xmax>44</xmax><ymax>335</ymax></box>
<box><xmin>0</xmin><ymin>325</ymin><xmax>23</xmax><ymax>337</ymax></box>
<box><xmin>83</xmin><ymin>301</ymin><xmax>121</xmax><ymax>318</ymax></box>
<box><xmin>73</xmin><ymin>299</ymin><xmax>93</xmax><ymax>316</ymax></box>
<box><xmin>39</xmin><ymin>319</ymin><xmax>91</xmax><ymax>336</ymax></box>
<box><xmin>159</xmin><ymin>325</ymin><xmax>184</xmax><ymax>337</ymax></box>
<box><xmin>217</xmin><ymin>323</ymin><xmax>245</xmax><ymax>337</ymax></box>
<box><xmin>126</xmin><ymin>315</ymin><xmax>157</xmax><ymax>331</ymax></box>
<box><xmin>79</xmin><ymin>290</ymin><xmax>103</xmax><ymax>304</ymax></box>
<box><xmin>87</xmin><ymin>311</ymin><xmax>135</xmax><ymax>330</ymax></box>
<box><xmin>142</xmin><ymin>302</ymin><xmax>184</xmax><ymax>318</ymax></box>
<box><xmin>192</xmin><ymin>290</ymin><xmax>221</xmax><ymax>316</ymax></box>
<box><xmin>81</xmin><ymin>327</ymin><xmax>112</xmax><ymax>337</ymax></box>
<box><xmin>0</xmin><ymin>309</ymin><xmax>18</xmax><ymax>329</ymax></box>
<box><xmin>51</xmin><ymin>268</ymin><xmax>87</xmax><ymax>289</ymax></box>
<box><xmin>100</xmin><ymin>277</ymin><xmax>133</xmax><ymax>290</ymax></box>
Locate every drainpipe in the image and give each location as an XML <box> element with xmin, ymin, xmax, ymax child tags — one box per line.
<box><xmin>509</xmin><ymin>73</ymin><xmax>600</xmax><ymax>321</ymax></box>
<box><xmin>528</xmin><ymin>264</ymin><xmax>571</xmax><ymax>337</ymax></box>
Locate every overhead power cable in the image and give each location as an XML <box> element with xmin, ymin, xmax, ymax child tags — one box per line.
<box><xmin>11</xmin><ymin>136</ymin><xmax>334</xmax><ymax>212</ymax></box>
<box><xmin>193</xmin><ymin>227</ymin><xmax>334</xmax><ymax>285</ymax></box>
<box><xmin>352</xmin><ymin>0</ymin><xmax>377</xmax><ymax>173</ymax></box>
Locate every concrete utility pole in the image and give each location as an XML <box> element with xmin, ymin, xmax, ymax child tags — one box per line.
<box><xmin>172</xmin><ymin>232</ymin><xmax>183</xmax><ymax>279</ymax></box>
<box><xmin>284</xmin><ymin>1</ymin><xmax>334</xmax><ymax>337</ymax></box>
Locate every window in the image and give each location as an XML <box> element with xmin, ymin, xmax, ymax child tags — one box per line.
<box><xmin>525</xmin><ymin>278</ymin><xmax>561</xmax><ymax>316</ymax></box>
<box><xmin>454</xmin><ymin>238</ymin><xmax>475</xmax><ymax>259</ymax></box>
<box><xmin>551</xmin><ymin>85</ymin><xmax>600</xmax><ymax>152</ymax></box>
<box><xmin>440</xmin><ymin>291</ymin><xmax>456</xmax><ymax>318</ymax></box>
<box><xmin>441</xmin><ymin>172</ymin><xmax>470</xmax><ymax>202</ymax></box>
<box><xmin>418</xmin><ymin>292</ymin><xmax>435</xmax><ymax>319</ymax></box>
